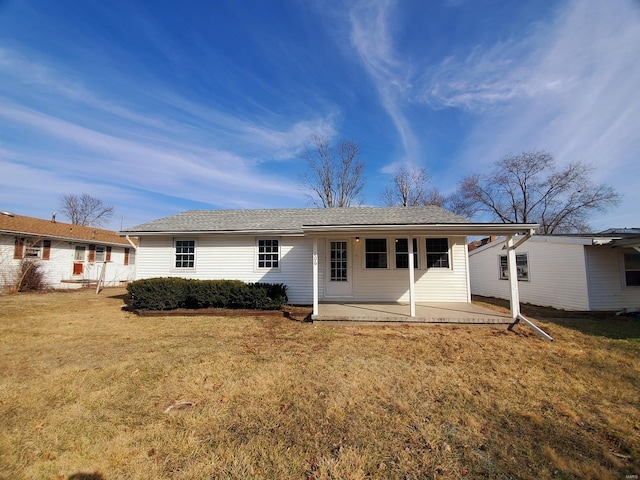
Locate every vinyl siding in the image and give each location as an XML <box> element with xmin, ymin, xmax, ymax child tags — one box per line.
<box><xmin>135</xmin><ymin>234</ymin><xmax>470</xmax><ymax>304</ymax></box>
<box><xmin>586</xmin><ymin>246</ymin><xmax>640</xmax><ymax>310</ymax></box>
<box><xmin>135</xmin><ymin>235</ymin><xmax>314</xmax><ymax>304</ymax></box>
<box><xmin>323</xmin><ymin>235</ymin><xmax>469</xmax><ymax>303</ymax></box>
<box><xmin>469</xmin><ymin>238</ymin><xmax>590</xmax><ymax>310</ymax></box>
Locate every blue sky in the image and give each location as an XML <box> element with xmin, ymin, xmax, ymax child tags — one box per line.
<box><xmin>0</xmin><ymin>0</ymin><xmax>638</xmax><ymax>231</ymax></box>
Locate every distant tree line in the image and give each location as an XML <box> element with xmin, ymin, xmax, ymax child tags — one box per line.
<box><xmin>301</xmin><ymin>136</ymin><xmax>620</xmax><ymax>234</ymax></box>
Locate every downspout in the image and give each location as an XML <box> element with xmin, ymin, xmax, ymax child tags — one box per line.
<box><xmin>125</xmin><ymin>235</ymin><xmax>138</xmax><ymax>250</ymax></box>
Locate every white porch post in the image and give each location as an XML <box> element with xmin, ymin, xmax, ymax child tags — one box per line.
<box><xmin>505</xmin><ymin>235</ymin><xmax>521</xmax><ymax>319</ymax></box>
<box><xmin>312</xmin><ymin>237</ymin><xmax>319</xmax><ymax>317</ymax></box>
<box><xmin>408</xmin><ymin>235</ymin><xmax>416</xmax><ymax>317</ymax></box>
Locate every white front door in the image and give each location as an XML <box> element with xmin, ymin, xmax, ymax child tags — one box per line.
<box><xmin>325</xmin><ymin>239</ymin><xmax>353</xmax><ymax>297</ymax></box>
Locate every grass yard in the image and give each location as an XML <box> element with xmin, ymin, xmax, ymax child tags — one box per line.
<box><xmin>0</xmin><ymin>289</ymin><xmax>639</xmax><ymax>479</ymax></box>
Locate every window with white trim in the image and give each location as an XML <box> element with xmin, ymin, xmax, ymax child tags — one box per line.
<box><xmin>174</xmin><ymin>240</ymin><xmax>195</xmax><ymax>269</ymax></box>
<box><xmin>365</xmin><ymin>238</ymin><xmax>388</xmax><ymax>269</ymax></box>
<box><xmin>426</xmin><ymin>238</ymin><xmax>449</xmax><ymax>268</ymax></box>
<box><xmin>74</xmin><ymin>246</ymin><xmax>86</xmax><ymax>262</ymax></box>
<box><xmin>95</xmin><ymin>246</ymin><xmax>106</xmax><ymax>263</ymax></box>
<box><xmin>624</xmin><ymin>252</ymin><xmax>640</xmax><ymax>286</ymax></box>
<box><xmin>395</xmin><ymin>238</ymin><xmax>418</xmax><ymax>269</ymax></box>
<box><xmin>24</xmin><ymin>245</ymin><xmax>41</xmax><ymax>258</ymax></box>
<box><xmin>499</xmin><ymin>254</ymin><xmax>529</xmax><ymax>281</ymax></box>
<box><xmin>257</xmin><ymin>239</ymin><xmax>279</xmax><ymax>269</ymax></box>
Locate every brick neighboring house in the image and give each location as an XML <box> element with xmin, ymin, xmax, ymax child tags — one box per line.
<box><xmin>0</xmin><ymin>211</ymin><xmax>136</xmax><ymax>290</ymax></box>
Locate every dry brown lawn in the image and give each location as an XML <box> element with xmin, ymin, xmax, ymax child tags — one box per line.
<box><xmin>0</xmin><ymin>288</ymin><xmax>638</xmax><ymax>480</ymax></box>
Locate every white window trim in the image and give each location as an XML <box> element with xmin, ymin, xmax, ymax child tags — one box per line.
<box><xmin>622</xmin><ymin>250</ymin><xmax>640</xmax><ymax>287</ymax></box>
<box><xmin>24</xmin><ymin>244</ymin><xmax>42</xmax><ymax>258</ymax></box>
<box><xmin>394</xmin><ymin>237</ymin><xmax>419</xmax><ymax>270</ymax></box>
<box><xmin>172</xmin><ymin>238</ymin><xmax>197</xmax><ymax>271</ymax></box>
<box><xmin>255</xmin><ymin>237</ymin><xmax>281</xmax><ymax>271</ymax></box>
<box><xmin>127</xmin><ymin>248</ymin><xmax>136</xmax><ymax>266</ymax></box>
<box><xmin>363</xmin><ymin>237</ymin><xmax>389</xmax><ymax>270</ymax></box>
<box><xmin>498</xmin><ymin>253</ymin><xmax>530</xmax><ymax>282</ymax></box>
<box><xmin>425</xmin><ymin>237</ymin><xmax>452</xmax><ymax>270</ymax></box>
<box><xmin>74</xmin><ymin>245</ymin><xmax>86</xmax><ymax>262</ymax></box>
<box><xmin>95</xmin><ymin>246</ymin><xmax>106</xmax><ymax>263</ymax></box>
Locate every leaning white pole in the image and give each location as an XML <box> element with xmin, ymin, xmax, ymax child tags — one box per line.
<box><xmin>505</xmin><ymin>235</ymin><xmax>520</xmax><ymax>319</ymax></box>
<box><xmin>312</xmin><ymin>238</ymin><xmax>319</xmax><ymax>317</ymax></box>
<box><xmin>408</xmin><ymin>236</ymin><xmax>416</xmax><ymax>317</ymax></box>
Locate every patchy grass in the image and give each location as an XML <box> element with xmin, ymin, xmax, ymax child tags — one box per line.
<box><xmin>0</xmin><ymin>289</ymin><xmax>638</xmax><ymax>479</ymax></box>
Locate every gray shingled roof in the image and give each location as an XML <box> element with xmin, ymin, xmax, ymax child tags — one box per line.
<box><xmin>122</xmin><ymin>206</ymin><xmax>471</xmax><ymax>234</ymax></box>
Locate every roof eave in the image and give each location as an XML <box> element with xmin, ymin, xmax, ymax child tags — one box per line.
<box><xmin>302</xmin><ymin>223</ymin><xmax>539</xmax><ymax>236</ymax></box>
<box><xmin>119</xmin><ymin>229</ymin><xmax>304</xmax><ymax>237</ymax></box>
<box><xmin>1</xmin><ymin>229</ymin><xmax>129</xmax><ymax>246</ymax></box>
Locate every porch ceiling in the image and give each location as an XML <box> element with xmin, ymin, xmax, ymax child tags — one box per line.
<box><xmin>312</xmin><ymin>302</ymin><xmax>512</xmax><ymax>324</ymax></box>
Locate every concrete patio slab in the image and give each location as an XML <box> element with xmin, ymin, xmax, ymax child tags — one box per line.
<box><xmin>312</xmin><ymin>302</ymin><xmax>513</xmax><ymax>324</ymax></box>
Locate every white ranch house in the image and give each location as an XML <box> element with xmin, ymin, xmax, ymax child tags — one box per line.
<box><xmin>121</xmin><ymin>206</ymin><xmax>539</xmax><ymax>323</ymax></box>
<box><xmin>468</xmin><ymin>230</ymin><xmax>640</xmax><ymax>312</ymax></box>
<box><xmin>0</xmin><ymin>212</ymin><xmax>137</xmax><ymax>290</ymax></box>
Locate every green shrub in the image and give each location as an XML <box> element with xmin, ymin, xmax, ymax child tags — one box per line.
<box><xmin>126</xmin><ymin>278</ymin><xmax>288</xmax><ymax>311</ymax></box>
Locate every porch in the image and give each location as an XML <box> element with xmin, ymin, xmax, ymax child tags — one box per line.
<box><xmin>312</xmin><ymin>302</ymin><xmax>513</xmax><ymax>324</ymax></box>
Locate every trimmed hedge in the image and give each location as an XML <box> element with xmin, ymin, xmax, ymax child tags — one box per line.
<box><xmin>126</xmin><ymin>278</ymin><xmax>288</xmax><ymax>311</ymax></box>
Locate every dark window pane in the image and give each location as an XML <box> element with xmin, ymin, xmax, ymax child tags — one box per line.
<box><xmin>426</xmin><ymin>238</ymin><xmax>449</xmax><ymax>268</ymax></box>
<box><xmin>626</xmin><ymin>271</ymin><xmax>640</xmax><ymax>286</ymax></box>
<box><xmin>365</xmin><ymin>239</ymin><xmax>387</xmax><ymax>269</ymax></box>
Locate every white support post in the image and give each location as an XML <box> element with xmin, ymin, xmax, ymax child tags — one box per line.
<box><xmin>312</xmin><ymin>238</ymin><xmax>319</xmax><ymax>317</ymax></box>
<box><xmin>505</xmin><ymin>235</ymin><xmax>520</xmax><ymax>319</ymax></box>
<box><xmin>408</xmin><ymin>236</ymin><xmax>416</xmax><ymax>317</ymax></box>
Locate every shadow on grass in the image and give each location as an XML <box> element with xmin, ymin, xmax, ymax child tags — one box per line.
<box><xmin>106</xmin><ymin>292</ymin><xmax>131</xmax><ymax>304</ymax></box>
<box><xmin>473</xmin><ymin>295</ymin><xmax>640</xmax><ymax>341</ymax></box>
<box><xmin>67</xmin><ymin>472</ymin><xmax>103</xmax><ymax>480</ymax></box>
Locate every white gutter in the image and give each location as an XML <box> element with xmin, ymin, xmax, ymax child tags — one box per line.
<box><xmin>303</xmin><ymin>223</ymin><xmax>539</xmax><ymax>235</ymax></box>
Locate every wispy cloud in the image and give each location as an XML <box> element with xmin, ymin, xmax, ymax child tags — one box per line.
<box><xmin>438</xmin><ymin>0</ymin><xmax>640</xmax><ymax>227</ymax></box>
<box><xmin>0</xmin><ymin>44</ymin><xmax>337</xmax><ymax>225</ymax></box>
<box><xmin>347</xmin><ymin>0</ymin><xmax>421</xmax><ymax>167</ymax></box>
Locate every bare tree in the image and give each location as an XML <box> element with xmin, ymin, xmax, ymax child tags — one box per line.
<box><xmin>300</xmin><ymin>135</ymin><xmax>366</xmax><ymax>208</ymax></box>
<box><xmin>59</xmin><ymin>193</ymin><xmax>114</xmax><ymax>227</ymax></box>
<box><xmin>455</xmin><ymin>150</ymin><xmax>621</xmax><ymax>233</ymax></box>
<box><xmin>382</xmin><ymin>165</ymin><xmax>430</xmax><ymax>206</ymax></box>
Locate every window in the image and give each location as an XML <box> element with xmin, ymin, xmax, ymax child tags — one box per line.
<box><xmin>75</xmin><ymin>246</ymin><xmax>86</xmax><ymax>262</ymax></box>
<box><xmin>22</xmin><ymin>240</ymin><xmax>51</xmax><ymax>260</ymax></box>
<box><xmin>95</xmin><ymin>246</ymin><xmax>106</xmax><ymax>263</ymax></box>
<box><xmin>395</xmin><ymin>238</ymin><xmax>418</xmax><ymax>269</ymax></box>
<box><xmin>426</xmin><ymin>238</ymin><xmax>449</xmax><ymax>268</ymax></box>
<box><xmin>365</xmin><ymin>238</ymin><xmax>388</xmax><ymax>268</ymax></box>
<box><xmin>124</xmin><ymin>247</ymin><xmax>135</xmax><ymax>266</ymax></box>
<box><xmin>330</xmin><ymin>241</ymin><xmax>348</xmax><ymax>281</ymax></box>
<box><xmin>24</xmin><ymin>246</ymin><xmax>41</xmax><ymax>258</ymax></box>
<box><xmin>499</xmin><ymin>254</ymin><xmax>529</xmax><ymax>281</ymax></box>
<box><xmin>624</xmin><ymin>252</ymin><xmax>640</xmax><ymax>286</ymax></box>
<box><xmin>257</xmin><ymin>239</ymin><xmax>279</xmax><ymax>269</ymax></box>
<box><xmin>175</xmin><ymin>240</ymin><xmax>195</xmax><ymax>269</ymax></box>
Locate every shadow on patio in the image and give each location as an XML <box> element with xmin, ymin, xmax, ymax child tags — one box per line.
<box><xmin>313</xmin><ymin>302</ymin><xmax>513</xmax><ymax>324</ymax></box>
